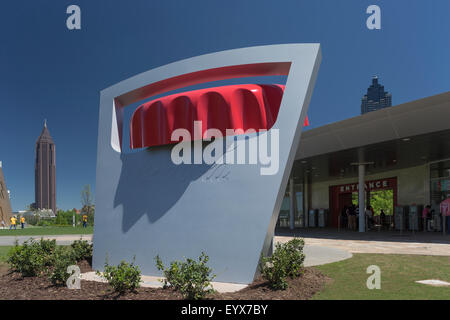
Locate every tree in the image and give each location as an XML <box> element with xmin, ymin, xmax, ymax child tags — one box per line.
<box><xmin>81</xmin><ymin>185</ymin><xmax>94</xmax><ymax>216</ymax></box>
<box><xmin>351</xmin><ymin>189</ymin><xmax>394</xmax><ymax>215</ymax></box>
<box><xmin>370</xmin><ymin>189</ymin><xmax>393</xmax><ymax>215</ymax></box>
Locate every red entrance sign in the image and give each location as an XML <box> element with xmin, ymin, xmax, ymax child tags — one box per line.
<box><xmin>328</xmin><ymin>177</ymin><xmax>398</xmax><ymax>228</ymax></box>
<box><xmin>337</xmin><ymin>179</ymin><xmax>391</xmax><ymax>194</ymax></box>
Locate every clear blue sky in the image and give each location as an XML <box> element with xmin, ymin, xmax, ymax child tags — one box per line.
<box><xmin>0</xmin><ymin>0</ymin><xmax>449</xmax><ymax>211</ymax></box>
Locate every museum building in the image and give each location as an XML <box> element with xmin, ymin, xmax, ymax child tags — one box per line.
<box><xmin>277</xmin><ymin>91</ymin><xmax>450</xmax><ymax>231</ymax></box>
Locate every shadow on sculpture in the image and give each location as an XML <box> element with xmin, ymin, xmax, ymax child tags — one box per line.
<box><xmin>114</xmin><ymin>145</ymin><xmax>212</xmax><ymax>232</ymax></box>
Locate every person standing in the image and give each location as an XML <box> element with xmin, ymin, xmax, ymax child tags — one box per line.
<box><xmin>380</xmin><ymin>209</ymin><xmax>386</xmax><ymax>227</ymax></box>
<box><xmin>422</xmin><ymin>205</ymin><xmax>431</xmax><ymax>232</ymax></box>
<box><xmin>346</xmin><ymin>206</ymin><xmax>352</xmax><ymax>229</ymax></box>
<box><xmin>9</xmin><ymin>216</ymin><xmax>17</xmax><ymax>230</ymax></box>
<box><xmin>20</xmin><ymin>216</ymin><xmax>25</xmax><ymax>229</ymax></box>
<box><xmin>366</xmin><ymin>206</ymin><xmax>374</xmax><ymax>230</ymax></box>
<box><xmin>82</xmin><ymin>214</ymin><xmax>88</xmax><ymax>228</ymax></box>
<box><xmin>349</xmin><ymin>204</ymin><xmax>357</xmax><ymax>230</ymax></box>
<box><xmin>342</xmin><ymin>206</ymin><xmax>349</xmax><ymax>229</ymax></box>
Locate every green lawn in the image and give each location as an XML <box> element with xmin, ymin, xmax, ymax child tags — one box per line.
<box><xmin>0</xmin><ymin>226</ymin><xmax>93</xmax><ymax>236</ymax></box>
<box><xmin>0</xmin><ymin>246</ymin><xmax>12</xmax><ymax>263</ymax></box>
<box><xmin>313</xmin><ymin>253</ymin><xmax>450</xmax><ymax>300</ymax></box>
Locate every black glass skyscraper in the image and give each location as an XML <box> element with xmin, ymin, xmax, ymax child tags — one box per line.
<box><xmin>361</xmin><ymin>76</ymin><xmax>392</xmax><ymax>114</ymax></box>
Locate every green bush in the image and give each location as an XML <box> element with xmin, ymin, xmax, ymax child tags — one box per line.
<box><xmin>37</xmin><ymin>219</ymin><xmax>55</xmax><ymax>227</ymax></box>
<box><xmin>70</xmin><ymin>239</ymin><xmax>93</xmax><ymax>262</ymax></box>
<box><xmin>24</xmin><ymin>215</ymin><xmax>39</xmax><ymax>226</ymax></box>
<box><xmin>38</xmin><ymin>238</ymin><xmax>56</xmax><ymax>254</ymax></box>
<box><xmin>7</xmin><ymin>239</ymin><xmax>47</xmax><ymax>277</ymax></box>
<box><xmin>98</xmin><ymin>257</ymin><xmax>141</xmax><ymax>294</ymax></box>
<box><xmin>6</xmin><ymin>238</ymin><xmax>82</xmax><ymax>280</ymax></box>
<box><xmin>259</xmin><ymin>238</ymin><xmax>305</xmax><ymax>290</ymax></box>
<box><xmin>48</xmin><ymin>246</ymin><xmax>77</xmax><ymax>286</ymax></box>
<box><xmin>39</xmin><ymin>238</ymin><xmax>57</xmax><ymax>266</ymax></box>
<box><xmin>7</xmin><ymin>238</ymin><xmax>93</xmax><ymax>283</ymax></box>
<box><xmin>55</xmin><ymin>212</ymin><xmax>69</xmax><ymax>226</ymax></box>
<box><xmin>155</xmin><ymin>252</ymin><xmax>216</xmax><ymax>300</ymax></box>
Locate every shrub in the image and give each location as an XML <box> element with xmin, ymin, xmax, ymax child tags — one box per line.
<box><xmin>155</xmin><ymin>252</ymin><xmax>216</xmax><ymax>300</ymax></box>
<box><xmin>97</xmin><ymin>257</ymin><xmax>141</xmax><ymax>294</ymax></box>
<box><xmin>55</xmin><ymin>212</ymin><xmax>69</xmax><ymax>226</ymax></box>
<box><xmin>259</xmin><ymin>238</ymin><xmax>305</xmax><ymax>290</ymax></box>
<box><xmin>39</xmin><ymin>238</ymin><xmax>56</xmax><ymax>254</ymax></box>
<box><xmin>37</xmin><ymin>219</ymin><xmax>55</xmax><ymax>227</ymax></box>
<box><xmin>7</xmin><ymin>239</ymin><xmax>46</xmax><ymax>277</ymax></box>
<box><xmin>24</xmin><ymin>215</ymin><xmax>39</xmax><ymax>226</ymax></box>
<box><xmin>48</xmin><ymin>246</ymin><xmax>77</xmax><ymax>286</ymax></box>
<box><xmin>70</xmin><ymin>239</ymin><xmax>93</xmax><ymax>262</ymax></box>
<box><xmin>6</xmin><ymin>238</ymin><xmax>89</xmax><ymax>283</ymax></box>
<box><xmin>39</xmin><ymin>238</ymin><xmax>57</xmax><ymax>266</ymax></box>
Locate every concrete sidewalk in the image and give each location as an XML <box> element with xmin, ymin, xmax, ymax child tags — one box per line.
<box><xmin>0</xmin><ymin>234</ymin><xmax>352</xmax><ymax>266</ymax></box>
<box><xmin>275</xmin><ymin>230</ymin><xmax>450</xmax><ymax>256</ymax></box>
<box><xmin>303</xmin><ymin>245</ymin><xmax>352</xmax><ymax>266</ymax></box>
<box><xmin>0</xmin><ymin>234</ymin><xmax>92</xmax><ymax>246</ymax></box>
<box><xmin>276</xmin><ymin>227</ymin><xmax>450</xmax><ymax>244</ymax></box>
<box><xmin>301</xmin><ymin>237</ymin><xmax>450</xmax><ymax>256</ymax></box>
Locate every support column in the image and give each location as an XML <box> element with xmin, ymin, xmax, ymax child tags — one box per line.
<box><xmin>306</xmin><ymin>177</ymin><xmax>312</xmax><ymax>228</ymax></box>
<box><xmin>358</xmin><ymin>164</ymin><xmax>366</xmax><ymax>233</ymax></box>
<box><xmin>289</xmin><ymin>177</ymin><xmax>295</xmax><ymax>230</ymax></box>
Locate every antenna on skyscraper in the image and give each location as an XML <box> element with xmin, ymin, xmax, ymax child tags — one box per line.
<box><xmin>44</xmin><ymin>119</ymin><xmax>47</xmax><ymax>128</ymax></box>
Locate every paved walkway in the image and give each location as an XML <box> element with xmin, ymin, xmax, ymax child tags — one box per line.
<box><xmin>300</xmin><ymin>238</ymin><xmax>450</xmax><ymax>256</ymax></box>
<box><xmin>302</xmin><ymin>245</ymin><xmax>352</xmax><ymax>266</ymax></box>
<box><xmin>275</xmin><ymin>228</ymin><xmax>450</xmax><ymax>256</ymax></box>
<box><xmin>0</xmin><ymin>234</ymin><xmax>92</xmax><ymax>246</ymax></box>
<box><xmin>7</xmin><ymin>229</ymin><xmax>444</xmax><ymax>259</ymax></box>
<box><xmin>0</xmin><ymin>234</ymin><xmax>351</xmax><ymax>265</ymax></box>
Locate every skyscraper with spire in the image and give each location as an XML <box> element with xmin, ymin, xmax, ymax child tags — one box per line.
<box><xmin>361</xmin><ymin>76</ymin><xmax>392</xmax><ymax>114</ymax></box>
<box><xmin>35</xmin><ymin>120</ymin><xmax>56</xmax><ymax>214</ymax></box>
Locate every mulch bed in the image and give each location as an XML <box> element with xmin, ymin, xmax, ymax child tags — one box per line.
<box><xmin>215</xmin><ymin>268</ymin><xmax>331</xmax><ymax>300</ymax></box>
<box><xmin>0</xmin><ymin>261</ymin><xmax>330</xmax><ymax>300</ymax></box>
